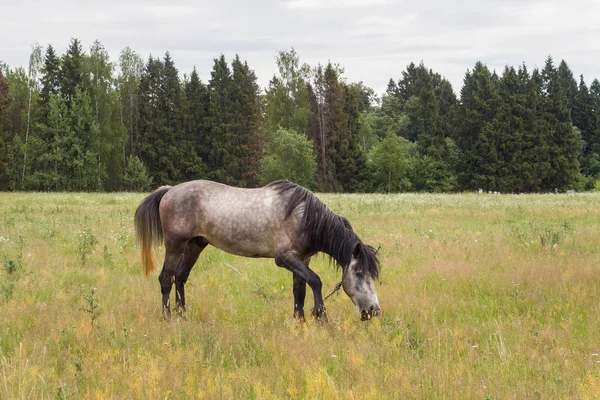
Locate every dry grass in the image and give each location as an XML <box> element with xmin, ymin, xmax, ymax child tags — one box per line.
<box><xmin>1</xmin><ymin>191</ymin><xmax>600</xmax><ymax>398</ymax></box>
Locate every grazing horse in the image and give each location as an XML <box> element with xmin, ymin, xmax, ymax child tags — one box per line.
<box><xmin>134</xmin><ymin>180</ymin><xmax>381</xmax><ymax>321</ymax></box>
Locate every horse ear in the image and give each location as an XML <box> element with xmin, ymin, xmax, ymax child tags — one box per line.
<box><xmin>353</xmin><ymin>243</ymin><xmax>361</xmax><ymax>259</ymax></box>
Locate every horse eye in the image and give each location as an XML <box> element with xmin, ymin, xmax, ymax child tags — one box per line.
<box><xmin>355</xmin><ymin>270</ymin><xmax>364</xmax><ymax>277</ymax></box>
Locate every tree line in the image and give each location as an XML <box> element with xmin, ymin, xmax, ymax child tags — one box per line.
<box><xmin>1</xmin><ymin>39</ymin><xmax>599</xmax><ymax>193</ymax></box>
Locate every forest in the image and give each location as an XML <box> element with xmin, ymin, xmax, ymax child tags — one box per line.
<box><xmin>0</xmin><ymin>38</ymin><xmax>599</xmax><ymax>193</ymax></box>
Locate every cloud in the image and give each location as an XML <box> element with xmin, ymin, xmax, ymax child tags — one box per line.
<box><xmin>1</xmin><ymin>0</ymin><xmax>599</xmax><ymax>95</ymax></box>
<box><xmin>285</xmin><ymin>0</ymin><xmax>388</xmax><ymax>9</ymax></box>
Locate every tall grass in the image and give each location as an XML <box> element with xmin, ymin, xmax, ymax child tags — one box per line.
<box><xmin>1</xmin><ymin>191</ymin><xmax>600</xmax><ymax>398</ymax></box>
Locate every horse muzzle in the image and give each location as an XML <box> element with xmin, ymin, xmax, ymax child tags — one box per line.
<box><xmin>360</xmin><ymin>304</ymin><xmax>382</xmax><ymax>321</ymax></box>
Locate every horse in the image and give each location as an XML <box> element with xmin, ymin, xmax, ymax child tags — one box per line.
<box><xmin>134</xmin><ymin>179</ymin><xmax>381</xmax><ymax>321</ymax></box>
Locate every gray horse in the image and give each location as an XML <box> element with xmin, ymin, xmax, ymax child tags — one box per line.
<box><xmin>135</xmin><ymin>180</ymin><xmax>381</xmax><ymax>321</ymax></box>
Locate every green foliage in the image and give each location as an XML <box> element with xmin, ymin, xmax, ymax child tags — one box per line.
<box><xmin>0</xmin><ymin>67</ymin><xmax>11</xmax><ymax>189</ymax></box>
<box><xmin>259</xmin><ymin>128</ymin><xmax>317</xmax><ymax>189</ymax></box>
<box><xmin>0</xmin><ymin>236</ymin><xmax>24</xmax><ymax>302</ymax></box>
<box><xmin>368</xmin><ymin>131</ymin><xmax>416</xmax><ymax>192</ymax></box>
<box><xmin>123</xmin><ymin>155</ymin><xmax>152</xmax><ymax>191</ymax></box>
<box><xmin>77</xmin><ymin>219</ymin><xmax>98</xmax><ymax>266</ymax></box>
<box><xmin>265</xmin><ymin>49</ymin><xmax>312</xmax><ymax>136</ymax></box>
<box><xmin>0</xmin><ymin>40</ymin><xmax>599</xmax><ymax>193</ymax></box>
<box><xmin>60</xmin><ymin>38</ymin><xmax>84</xmax><ymax>107</ymax></box>
<box><xmin>79</xmin><ymin>286</ymin><xmax>101</xmax><ymax>328</ymax></box>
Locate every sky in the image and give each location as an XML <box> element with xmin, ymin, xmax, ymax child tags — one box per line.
<box><xmin>1</xmin><ymin>0</ymin><xmax>599</xmax><ymax>97</ymax></box>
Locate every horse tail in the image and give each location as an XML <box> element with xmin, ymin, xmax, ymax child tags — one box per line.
<box><xmin>135</xmin><ymin>186</ymin><xmax>171</xmax><ymax>276</ymax></box>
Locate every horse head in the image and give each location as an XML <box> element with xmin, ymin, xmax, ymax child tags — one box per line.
<box><xmin>342</xmin><ymin>243</ymin><xmax>381</xmax><ymax>320</ymax></box>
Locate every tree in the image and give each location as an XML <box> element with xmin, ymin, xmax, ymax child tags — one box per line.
<box><xmin>540</xmin><ymin>56</ymin><xmax>581</xmax><ymax>190</ymax></box>
<box><xmin>0</xmin><ymin>66</ymin><xmax>11</xmax><ymax>189</ymax></box>
<box><xmin>265</xmin><ymin>49</ymin><xmax>312</xmax><ymax>135</ymax></box>
<box><xmin>39</xmin><ymin>44</ymin><xmax>61</xmax><ymax>124</ymax></box>
<box><xmin>124</xmin><ymin>154</ymin><xmax>152</xmax><ymax>191</ymax></box>
<box><xmin>573</xmin><ymin>75</ymin><xmax>596</xmax><ymax>181</ymax></box>
<box><xmin>19</xmin><ymin>44</ymin><xmax>40</xmax><ymax>187</ymax></box>
<box><xmin>455</xmin><ymin>62</ymin><xmax>500</xmax><ymax>189</ymax></box>
<box><xmin>230</xmin><ymin>55</ymin><xmax>264</xmax><ymax>186</ymax></box>
<box><xmin>118</xmin><ymin>47</ymin><xmax>144</xmax><ymax>155</ymax></box>
<box><xmin>367</xmin><ymin>131</ymin><xmax>416</xmax><ymax>192</ymax></box>
<box><xmin>183</xmin><ymin>67</ymin><xmax>210</xmax><ymax>178</ymax></box>
<box><xmin>5</xmin><ymin>67</ymin><xmax>29</xmax><ymax>189</ymax></box>
<box><xmin>308</xmin><ymin>62</ymin><xmax>362</xmax><ymax>191</ymax></box>
<box><xmin>60</xmin><ymin>38</ymin><xmax>84</xmax><ymax>108</ymax></box>
<box><xmin>259</xmin><ymin>128</ymin><xmax>317</xmax><ymax>189</ymax></box>
<box><xmin>588</xmin><ymin>79</ymin><xmax>600</xmax><ymax>181</ymax></box>
<box><xmin>207</xmin><ymin>54</ymin><xmax>234</xmax><ymax>184</ymax></box>
<box><xmin>84</xmin><ymin>40</ymin><xmax>126</xmax><ymax>190</ymax></box>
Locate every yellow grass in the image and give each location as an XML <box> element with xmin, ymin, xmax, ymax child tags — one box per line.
<box><xmin>1</xmin><ymin>191</ymin><xmax>600</xmax><ymax>398</ymax></box>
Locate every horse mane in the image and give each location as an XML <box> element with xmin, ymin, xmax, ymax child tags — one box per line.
<box><xmin>267</xmin><ymin>180</ymin><xmax>379</xmax><ymax>278</ymax></box>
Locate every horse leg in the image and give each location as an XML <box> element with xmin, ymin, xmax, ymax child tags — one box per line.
<box><xmin>293</xmin><ymin>273</ymin><xmax>307</xmax><ymax>320</ymax></box>
<box><xmin>276</xmin><ymin>254</ymin><xmax>326</xmax><ymax>321</ymax></box>
<box><xmin>175</xmin><ymin>238</ymin><xmax>207</xmax><ymax>317</ymax></box>
<box><xmin>158</xmin><ymin>264</ymin><xmax>174</xmax><ymax>319</ymax></box>
<box><xmin>292</xmin><ymin>257</ymin><xmax>310</xmax><ymax>321</ymax></box>
<box><xmin>159</xmin><ymin>240</ymin><xmax>187</xmax><ymax>319</ymax></box>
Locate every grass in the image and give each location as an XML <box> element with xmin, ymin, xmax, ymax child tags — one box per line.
<box><xmin>1</xmin><ymin>191</ymin><xmax>600</xmax><ymax>398</ymax></box>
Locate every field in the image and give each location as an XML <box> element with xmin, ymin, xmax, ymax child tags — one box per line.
<box><xmin>1</xmin><ymin>191</ymin><xmax>600</xmax><ymax>399</ymax></box>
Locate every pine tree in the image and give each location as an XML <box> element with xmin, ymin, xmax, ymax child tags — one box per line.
<box><xmin>138</xmin><ymin>55</ymin><xmax>165</xmax><ymax>182</ymax></box>
<box><xmin>340</xmin><ymin>82</ymin><xmax>368</xmax><ymax>191</ymax></box>
<box><xmin>456</xmin><ymin>62</ymin><xmax>500</xmax><ymax>190</ymax></box>
<box><xmin>207</xmin><ymin>54</ymin><xmax>234</xmax><ymax>184</ymax></box>
<box><xmin>540</xmin><ymin>56</ymin><xmax>581</xmax><ymax>191</ymax></box>
<box><xmin>39</xmin><ymin>45</ymin><xmax>61</xmax><ymax>124</ymax></box>
<box><xmin>557</xmin><ymin>60</ymin><xmax>578</xmax><ymax>109</ymax></box>
<box><xmin>60</xmin><ymin>38</ymin><xmax>84</xmax><ymax>108</ymax></box>
<box><xmin>586</xmin><ymin>79</ymin><xmax>600</xmax><ymax>180</ymax></box>
<box><xmin>46</xmin><ymin>93</ymin><xmax>78</xmax><ymax>190</ymax></box>
<box><xmin>572</xmin><ymin>76</ymin><xmax>595</xmax><ymax>175</ymax></box>
<box><xmin>231</xmin><ymin>56</ymin><xmax>264</xmax><ymax>186</ymax></box>
<box><xmin>183</xmin><ymin>67</ymin><xmax>209</xmax><ymax>179</ymax></box>
<box><xmin>320</xmin><ymin>62</ymin><xmax>348</xmax><ymax>191</ymax></box>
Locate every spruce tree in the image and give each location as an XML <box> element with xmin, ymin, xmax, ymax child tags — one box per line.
<box><xmin>207</xmin><ymin>54</ymin><xmax>234</xmax><ymax>184</ymax></box>
<box><xmin>572</xmin><ymin>76</ymin><xmax>595</xmax><ymax>175</ymax></box>
<box><xmin>456</xmin><ymin>62</ymin><xmax>500</xmax><ymax>190</ymax></box>
<box><xmin>138</xmin><ymin>55</ymin><xmax>166</xmax><ymax>183</ymax></box>
<box><xmin>39</xmin><ymin>45</ymin><xmax>61</xmax><ymax>125</ymax></box>
<box><xmin>183</xmin><ymin>67</ymin><xmax>209</xmax><ymax>179</ymax></box>
<box><xmin>59</xmin><ymin>38</ymin><xmax>84</xmax><ymax>108</ymax></box>
<box><xmin>231</xmin><ymin>56</ymin><xmax>263</xmax><ymax>186</ymax></box>
<box><xmin>540</xmin><ymin>56</ymin><xmax>581</xmax><ymax>191</ymax></box>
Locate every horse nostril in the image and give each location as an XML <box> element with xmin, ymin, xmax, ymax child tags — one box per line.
<box><xmin>370</xmin><ymin>305</ymin><xmax>375</xmax><ymax>312</ymax></box>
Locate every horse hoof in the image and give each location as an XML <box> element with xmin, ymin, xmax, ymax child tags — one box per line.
<box><xmin>312</xmin><ymin>309</ymin><xmax>328</xmax><ymax>323</ymax></box>
<box><xmin>176</xmin><ymin>307</ymin><xmax>186</xmax><ymax>320</ymax></box>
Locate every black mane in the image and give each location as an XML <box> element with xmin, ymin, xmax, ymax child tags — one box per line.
<box><xmin>267</xmin><ymin>180</ymin><xmax>380</xmax><ymax>278</ymax></box>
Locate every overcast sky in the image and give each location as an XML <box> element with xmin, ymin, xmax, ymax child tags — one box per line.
<box><xmin>2</xmin><ymin>0</ymin><xmax>599</xmax><ymax>96</ymax></box>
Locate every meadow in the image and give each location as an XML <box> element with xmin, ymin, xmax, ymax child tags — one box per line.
<box><xmin>1</xmin><ymin>191</ymin><xmax>600</xmax><ymax>399</ymax></box>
